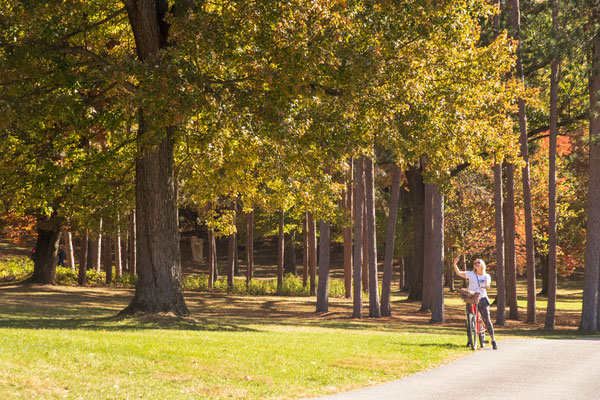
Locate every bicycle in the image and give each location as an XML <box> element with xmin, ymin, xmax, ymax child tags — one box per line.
<box><xmin>466</xmin><ymin>301</ymin><xmax>486</xmax><ymax>350</ymax></box>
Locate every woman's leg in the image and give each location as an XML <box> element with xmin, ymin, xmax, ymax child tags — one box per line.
<box><xmin>478</xmin><ymin>300</ymin><xmax>495</xmax><ymax>342</ymax></box>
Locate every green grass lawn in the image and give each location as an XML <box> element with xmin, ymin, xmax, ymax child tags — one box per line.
<box><xmin>0</xmin><ymin>259</ymin><xmax>597</xmax><ymax>399</ymax></box>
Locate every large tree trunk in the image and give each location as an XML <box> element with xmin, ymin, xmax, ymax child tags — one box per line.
<box><xmin>504</xmin><ymin>162</ymin><xmax>519</xmax><ymax>320</ymax></box>
<box><xmin>308</xmin><ymin>211</ymin><xmax>317</xmax><ymax>296</ymax></box>
<box><xmin>78</xmin><ymin>233</ymin><xmax>88</xmax><ymax>286</ymax></box>
<box><xmin>581</xmin><ymin>8</ymin><xmax>600</xmax><ymax>333</ymax></box>
<box><xmin>381</xmin><ymin>163</ymin><xmax>401</xmax><ymax>317</ymax></box>
<box><xmin>406</xmin><ymin>164</ymin><xmax>425</xmax><ymax>301</ymax></box>
<box><xmin>119</xmin><ymin>0</ymin><xmax>188</xmax><ymax>315</ymax></box>
<box><xmin>545</xmin><ymin>0</ymin><xmax>560</xmax><ymax>330</ymax></box>
<box><xmin>246</xmin><ymin>211</ymin><xmax>254</xmax><ymax>284</ymax></box>
<box><xmin>365</xmin><ymin>157</ymin><xmax>381</xmax><ymax>318</ymax></box>
<box><xmin>31</xmin><ymin>219</ymin><xmax>61</xmax><ymax>284</ymax></box>
<box><xmin>510</xmin><ymin>0</ymin><xmax>536</xmax><ymax>324</ymax></box>
<box><xmin>352</xmin><ymin>156</ymin><xmax>365</xmax><ymax>318</ymax></box>
<box><xmin>430</xmin><ymin>184</ymin><xmax>444</xmax><ymax>323</ymax></box>
<box><xmin>277</xmin><ymin>209</ymin><xmax>285</xmax><ymax>291</ymax></box>
<box><xmin>343</xmin><ymin>159</ymin><xmax>353</xmax><ymax>299</ymax></box>
<box><xmin>494</xmin><ymin>163</ymin><xmax>506</xmax><ymax>326</ymax></box>
<box><xmin>316</xmin><ymin>221</ymin><xmax>331</xmax><ymax>313</ymax></box>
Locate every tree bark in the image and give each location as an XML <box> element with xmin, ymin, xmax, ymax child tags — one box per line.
<box><xmin>343</xmin><ymin>159</ymin><xmax>353</xmax><ymax>299</ymax></box>
<box><xmin>78</xmin><ymin>233</ymin><xmax>88</xmax><ymax>286</ymax></box>
<box><xmin>277</xmin><ymin>209</ymin><xmax>285</xmax><ymax>291</ymax></box>
<box><xmin>31</xmin><ymin>219</ymin><xmax>61</xmax><ymax>285</ymax></box>
<box><xmin>406</xmin><ymin>165</ymin><xmax>425</xmax><ymax>301</ymax></box>
<box><xmin>362</xmin><ymin>202</ymin><xmax>369</xmax><ymax>294</ymax></box>
<box><xmin>381</xmin><ymin>163</ymin><xmax>401</xmax><ymax>317</ymax></box>
<box><xmin>430</xmin><ymin>184</ymin><xmax>444</xmax><ymax>323</ymax></box>
<box><xmin>510</xmin><ymin>0</ymin><xmax>536</xmax><ymax>324</ymax></box>
<box><xmin>545</xmin><ymin>0</ymin><xmax>559</xmax><ymax>330</ymax></box>
<box><xmin>365</xmin><ymin>157</ymin><xmax>381</xmax><ymax>318</ymax></box>
<box><xmin>494</xmin><ymin>163</ymin><xmax>506</xmax><ymax>326</ymax></box>
<box><xmin>316</xmin><ymin>221</ymin><xmax>331</xmax><ymax>313</ymax></box>
<box><xmin>308</xmin><ymin>211</ymin><xmax>317</xmax><ymax>296</ymax></box>
<box><xmin>352</xmin><ymin>156</ymin><xmax>365</xmax><ymax>318</ymax></box>
<box><xmin>504</xmin><ymin>162</ymin><xmax>519</xmax><ymax>320</ymax></box>
<box><xmin>246</xmin><ymin>211</ymin><xmax>254</xmax><ymax>284</ymax></box>
<box><xmin>581</xmin><ymin>6</ymin><xmax>600</xmax><ymax>333</ymax></box>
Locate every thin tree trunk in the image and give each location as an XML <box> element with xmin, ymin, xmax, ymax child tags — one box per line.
<box><xmin>115</xmin><ymin>215</ymin><xmax>122</xmax><ymax>278</ymax></box>
<box><xmin>504</xmin><ymin>162</ymin><xmax>519</xmax><ymax>320</ymax></box>
<box><xmin>129</xmin><ymin>210</ymin><xmax>137</xmax><ymax>276</ymax></box>
<box><xmin>308</xmin><ymin>211</ymin><xmax>317</xmax><ymax>296</ymax></box>
<box><xmin>246</xmin><ymin>211</ymin><xmax>254</xmax><ymax>285</ymax></box>
<box><xmin>96</xmin><ymin>218</ymin><xmax>102</xmax><ymax>273</ymax></box>
<box><xmin>430</xmin><ymin>184</ymin><xmax>444</xmax><ymax>323</ymax></box>
<box><xmin>398</xmin><ymin>257</ymin><xmax>406</xmax><ymax>292</ymax></box>
<box><xmin>365</xmin><ymin>157</ymin><xmax>381</xmax><ymax>318</ymax></box>
<box><xmin>104</xmin><ymin>235</ymin><xmax>113</xmax><ymax>284</ymax></box>
<box><xmin>343</xmin><ymin>159</ymin><xmax>353</xmax><ymax>299</ymax></box>
<box><xmin>510</xmin><ymin>0</ymin><xmax>536</xmax><ymax>324</ymax></box>
<box><xmin>421</xmin><ymin>182</ymin><xmax>434</xmax><ymax>312</ymax></box>
<box><xmin>208</xmin><ymin>227</ymin><xmax>216</xmax><ymax>289</ymax></box>
<box><xmin>277</xmin><ymin>209</ymin><xmax>285</xmax><ymax>291</ymax></box>
<box><xmin>284</xmin><ymin>231</ymin><xmax>296</xmax><ymax>275</ymax></box>
<box><xmin>228</xmin><ymin>205</ymin><xmax>236</xmax><ymax>290</ymax></box>
<box><xmin>303</xmin><ymin>213</ymin><xmax>308</xmax><ymax>287</ymax></box>
<box><xmin>31</xmin><ymin>219</ymin><xmax>61</xmax><ymax>285</ymax></box>
<box><xmin>494</xmin><ymin>163</ymin><xmax>506</xmax><ymax>326</ymax></box>
<box><xmin>352</xmin><ymin>156</ymin><xmax>365</xmax><ymax>318</ymax></box>
<box><xmin>78</xmin><ymin>233</ymin><xmax>88</xmax><ymax>286</ymax></box>
<box><xmin>381</xmin><ymin>163</ymin><xmax>401</xmax><ymax>317</ymax></box>
<box><xmin>545</xmin><ymin>0</ymin><xmax>560</xmax><ymax>330</ymax></box>
<box><xmin>581</xmin><ymin>6</ymin><xmax>600</xmax><ymax>333</ymax></box>
<box><xmin>362</xmin><ymin>202</ymin><xmax>369</xmax><ymax>294</ymax></box>
<box><xmin>316</xmin><ymin>221</ymin><xmax>331</xmax><ymax>313</ymax></box>
<box><xmin>64</xmin><ymin>229</ymin><xmax>75</xmax><ymax>271</ymax></box>
<box><xmin>407</xmin><ymin>165</ymin><xmax>425</xmax><ymax>301</ymax></box>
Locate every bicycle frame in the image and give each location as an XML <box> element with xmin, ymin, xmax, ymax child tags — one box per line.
<box><xmin>466</xmin><ymin>302</ymin><xmax>486</xmax><ymax>350</ymax></box>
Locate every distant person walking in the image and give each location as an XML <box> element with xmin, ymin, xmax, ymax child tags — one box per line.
<box><xmin>57</xmin><ymin>247</ymin><xmax>66</xmax><ymax>268</ymax></box>
<box><xmin>453</xmin><ymin>256</ymin><xmax>497</xmax><ymax>350</ymax></box>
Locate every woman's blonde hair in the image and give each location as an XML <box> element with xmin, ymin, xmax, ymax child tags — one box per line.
<box><xmin>474</xmin><ymin>259</ymin><xmax>486</xmax><ymax>272</ymax></box>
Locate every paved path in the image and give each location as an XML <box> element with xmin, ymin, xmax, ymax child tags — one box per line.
<box><xmin>308</xmin><ymin>338</ymin><xmax>600</xmax><ymax>400</ymax></box>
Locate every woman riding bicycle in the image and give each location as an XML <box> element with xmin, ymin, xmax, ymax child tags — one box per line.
<box><xmin>453</xmin><ymin>256</ymin><xmax>498</xmax><ymax>350</ymax></box>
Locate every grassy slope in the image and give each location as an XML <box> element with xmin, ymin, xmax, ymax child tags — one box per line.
<box><xmin>0</xmin><ymin>263</ymin><xmax>597</xmax><ymax>399</ymax></box>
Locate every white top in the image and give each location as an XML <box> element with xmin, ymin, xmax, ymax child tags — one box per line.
<box><xmin>465</xmin><ymin>270</ymin><xmax>491</xmax><ymax>299</ymax></box>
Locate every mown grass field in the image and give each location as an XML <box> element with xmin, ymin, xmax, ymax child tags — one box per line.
<box><xmin>0</xmin><ymin>257</ymin><xmax>595</xmax><ymax>399</ymax></box>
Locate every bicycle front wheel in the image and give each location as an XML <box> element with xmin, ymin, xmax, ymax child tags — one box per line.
<box><xmin>467</xmin><ymin>312</ymin><xmax>477</xmax><ymax>350</ymax></box>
